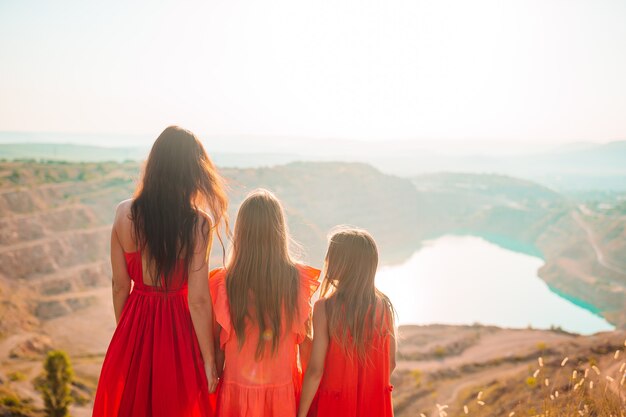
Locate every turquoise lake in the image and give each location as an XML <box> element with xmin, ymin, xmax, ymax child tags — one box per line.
<box><xmin>375</xmin><ymin>235</ymin><xmax>614</xmax><ymax>335</ymax></box>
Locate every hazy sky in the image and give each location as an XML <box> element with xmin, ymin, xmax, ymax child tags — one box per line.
<box><xmin>1</xmin><ymin>0</ymin><xmax>625</xmax><ymax>145</ymax></box>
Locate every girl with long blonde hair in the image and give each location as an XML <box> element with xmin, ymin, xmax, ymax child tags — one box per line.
<box><xmin>298</xmin><ymin>228</ymin><xmax>397</xmax><ymax>417</ymax></box>
<box><xmin>209</xmin><ymin>189</ymin><xmax>320</xmax><ymax>417</ymax></box>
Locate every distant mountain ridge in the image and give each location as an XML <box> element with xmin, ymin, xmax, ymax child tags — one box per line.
<box><xmin>0</xmin><ymin>143</ymin><xmax>147</xmax><ymax>162</ymax></box>
<box><xmin>0</xmin><ymin>143</ymin><xmax>308</xmax><ymax>169</ymax></box>
<box><xmin>2</xmin><ymin>139</ymin><xmax>625</xmax><ymax>191</ymax></box>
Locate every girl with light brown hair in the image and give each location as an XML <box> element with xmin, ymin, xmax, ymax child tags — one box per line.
<box><xmin>209</xmin><ymin>189</ymin><xmax>320</xmax><ymax>417</ymax></box>
<box><xmin>298</xmin><ymin>228</ymin><xmax>397</xmax><ymax>417</ymax></box>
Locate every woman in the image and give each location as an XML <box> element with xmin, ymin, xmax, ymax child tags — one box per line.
<box><xmin>209</xmin><ymin>189</ymin><xmax>320</xmax><ymax>417</ymax></box>
<box><xmin>298</xmin><ymin>228</ymin><xmax>396</xmax><ymax>417</ymax></box>
<box><xmin>92</xmin><ymin>126</ymin><xmax>229</xmax><ymax>417</ymax></box>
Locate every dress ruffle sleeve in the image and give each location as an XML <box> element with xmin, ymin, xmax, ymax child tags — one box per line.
<box><xmin>209</xmin><ymin>268</ymin><xmax>232</xmax><ymax>350</ymax></box>
<box><xmin>294</xmin><ymin>264</ymin><xmax>321</xmax><ymax>344</ymax></box>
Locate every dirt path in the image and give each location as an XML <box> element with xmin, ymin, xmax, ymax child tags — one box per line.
<box><xmin>427</xmin><ymin>363</ymin><xmax>530</xmax><ymax>417</ymax></box>
<box><xmin>573</xmin><ymin>207</ymin><xmax>626</xmax><ymax>277</ymax></box>
<box><xmin>398</xmin><ymin>329</ymin><xmax>572</xmax><ymax>373</ymax></box>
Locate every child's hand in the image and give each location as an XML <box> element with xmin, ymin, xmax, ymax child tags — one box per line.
<box><xmin>205</xmin><ymin>362</ymin><xmax>219</xmax><ymax>393</ymax></box>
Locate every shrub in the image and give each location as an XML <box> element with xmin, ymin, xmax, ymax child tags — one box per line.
<box><xmin>8</xmin><ymin>371</ymin><xmax>27</xmax><ymax>382</ymax></box>
<box><xmin>0</xmin><ymin>391</ymin><xmax>37</xmax><ymax>417</ymax></box>
<box><xmin>411</xmin><ymin>369</ymin><xmax>423</xmax><ymax>387</ymax></box>
<box><xmin>525</xmin><ymin>376</ymin><xmax>537</xmax><ymax>389</ymax></box>
<box><xmin>434</xmin><ymin>346</ymin><xmax>447</xmax><ymax>359</ymax></box>
<box><xmin>37</xmin><ymin>350</ymin><xmax>73</xmax><ymax>417</ymax></box>
<box><xmin>0</xmin><ymin>394</ymin><xmax>21</xmax><ymax>407</ymax></box>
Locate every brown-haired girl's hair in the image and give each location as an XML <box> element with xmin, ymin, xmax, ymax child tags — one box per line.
<box><xmin>226</xmin><ymin>189</ymin><xmax>300</xmax><ymax>358</ymax></box>
<box><xmin>320</xmin><ymin>227</ymin><xmax>395</xmax><ymax>363</ymax></box>
<box><xmin>131</xmin><ymin>126</ymin><xmax>229</xmax><ymax>290</ymax></box>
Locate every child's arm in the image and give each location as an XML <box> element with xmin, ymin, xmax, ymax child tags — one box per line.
<box><xmin>297</xmin><ymin>300</ymin><xmax>329</xmax><ymax>417</ymax></box>
<box><xmin>298</xmin><ymin>317</ymin><xmax>313</xmax><ymax>375</ymax></box>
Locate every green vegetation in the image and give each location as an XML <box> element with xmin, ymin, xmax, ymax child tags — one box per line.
<box><xmin>8</xmin><ymin>169</ymin><xmax>21</xmax><ymax>184</ymax></box>
<box><xmin>7</xmin><ymin>371</ymin><xmax>27</xmax><ymax>382</ymax></box>
<box><xmin>0</xmin><ymin>394</ymin><xmax>21</xmax><ymax>408</ymax></box>
<box><xmin>37</xmin><ymin>350</ymin><xmax>73</xmax><ymax>417</ymax></box>
<box><xmin>410</xmin><ymin>369</ymin><xmax>423</xmax><ymax>387</ymax></box>
<box><xmin>0</xmin><ymin>387</ymin><xmax>38</xmax><ymax>417</ymax></box>
<box><xmin>0</xmin><ymin>160</ymin><xmax>137</xmax><ymax>189</ymax></box>
<box><xmin>525</xmin><ymin>376</ymin><xmax>537</xmax><ymax>388</ymax></box>
<box><xmin>433</xmin><ymin>346</ymin><xmax>447</xmax><ymax>359</ymax></box>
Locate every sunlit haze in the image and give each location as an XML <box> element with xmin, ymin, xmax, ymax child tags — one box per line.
<box><xmin>1</xmin><ymin>4</ymin><xmax>626</xmax><ymax>413</ymax></box>
<box><xmin>1</xmin><ymin>0</ymin><xmax>626</xmax><ymax>149</ymax></box>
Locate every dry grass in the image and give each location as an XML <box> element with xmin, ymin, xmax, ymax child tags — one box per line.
<box><xmin>415</xmin><ymin>339</ymin><xmax>626</xmax><ymax>417</ymax></box>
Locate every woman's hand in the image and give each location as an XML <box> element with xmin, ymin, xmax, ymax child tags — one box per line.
<box><xmin>205</xmin><ymin>361</ymin><xmax>219</xmax><ymax>393</ymax></box>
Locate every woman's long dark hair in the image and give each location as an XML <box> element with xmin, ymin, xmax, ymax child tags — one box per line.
<box><xmin>131</xmin><ymin>126</ymin><xmax>229</xmax><ymax>290</ymax></box>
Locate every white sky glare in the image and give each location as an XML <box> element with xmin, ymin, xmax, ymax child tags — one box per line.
<box><xmin>1</xmin><ymin>0</ymin><xmax>625</xmax><ymax>145</ymax></box>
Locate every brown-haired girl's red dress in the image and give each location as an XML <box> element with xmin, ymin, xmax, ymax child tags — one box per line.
<box><xmin>92</xmin><ymin>250</ymin><xmax>216</xmax><ymax>417</ymax></box>
<box><xmin>310</xmin><ymin>304</ymin><xmax>394</xmax><ymax>417</ymax></box>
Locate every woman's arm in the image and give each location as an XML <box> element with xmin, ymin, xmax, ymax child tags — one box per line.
<box><xmin>214</xmin><ymin>346</ymin><xmax>225</xmax><ymax>379</ymax></box>
<box><xmin>213</xmin><ymin>320</ymin><xmax>225</xmax><ymax>378</ymax></box>
<box><xmin>188</xmin><ymin>218</ymin><xmax>218</xmax><ymax>393</ymax></box>
<box><xmin>111</xmin><ymin>207</ymin><xmax>132</xmax><ymax>324</ymax></box>
<box><xmin>297</xmin><ymin>300</ymin><xmax>329</xmax><ymax>417</ymax></box>
<box><xmin>389</xmin><ymin>323</ymin><xmax>397</xmax><ymax>378</ymax></box>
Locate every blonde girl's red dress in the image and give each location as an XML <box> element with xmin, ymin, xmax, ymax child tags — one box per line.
<box><xmin>311</xmin><ymin>302</ymin><xmax>394</xmax><ymax>417</ymax></box>
<box><xmin>210</xmin><ymin>264</ymin><xmax>320</xmax><ymax>417</ymax></box>
<box><xmin>92</xmin><ymin>250</ymin><xmax>217</xmax><ymax>417</ymax></box>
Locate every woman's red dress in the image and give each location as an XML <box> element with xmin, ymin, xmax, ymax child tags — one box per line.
<box><xmin>92</xmin><ymin>250</ymin><xmax>216</xmax><ymax>417</ymax></box>
<box><xmin>311</xmin><ymin>302</ymin><xmax>394</xmax><ymax>417</ymax></box>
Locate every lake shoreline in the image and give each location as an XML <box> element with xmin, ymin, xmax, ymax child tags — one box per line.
<box><xmin>376</xmin><ymin>235</ymin><xmax>614</xmax><ymax>335</ymax></box>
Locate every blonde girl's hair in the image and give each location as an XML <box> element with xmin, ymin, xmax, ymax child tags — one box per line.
<box><xmin>226</xmin><ymin>189</ymin><xmax>300</xmax><ymax>358</ymax></box>
<box><xmin>320</xmin><ymin>227</ymin><xmax>395</xmax><ymax>363</ymax></box>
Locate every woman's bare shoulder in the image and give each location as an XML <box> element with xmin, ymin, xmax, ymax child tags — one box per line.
<box><xmin>114</xmin><ymin>199</ymin><xmax>133</xmax><ymax>224</ymax></box>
